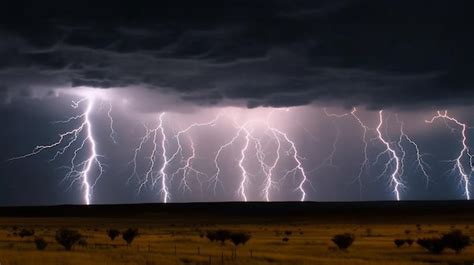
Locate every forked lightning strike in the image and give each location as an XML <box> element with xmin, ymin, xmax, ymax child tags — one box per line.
<box><xmin>8</xmin><ymin>95</ymin><xmax>113</xmax><ymax>205</ymax></box>
<box><xmin>325</xmin><ymin>108</ymin><xmax>429</xmax><ymax>200</ymax></box>
<box><xmin>426</xmin><ymin>110</ymin><xmax>473</xmax><ymax>199</ymax></box>
<box><xmin>375</xmin><ymin>110</ymin><xmax>403</xmax><ymax>200</ymax></box>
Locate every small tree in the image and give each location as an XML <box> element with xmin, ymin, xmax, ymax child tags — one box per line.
<box><xmin>214</xmin><ymin>229</ymin><xmax>231</xmax><ymax>245</ymax></box>
<box><xmin>394</xmin><ymin>239</ymin><xmax>405</xmax><ymax>248</ymax></box>
<box><xmin>284</xmin><ymin>230</ymin><xmax>292</xmax><ymax>236</ymax></box>
<box><xmin>34</xmin><ymin>237</ymin><xmax>48</xmax><ymax>250</ymax></box>
<box><xmin>18</xmin><ymin>228</ymin><xmax>35</xmax><ymax>238</ymax></box>
<box><xmin>282</xmin><ymin>237</ymin><xmax>289</xmax><ymax>242</ymax></box>
<box><xmin>332</xmin><ymin>233</ymin><xmax>355</xmax><ymax>250</ymax></box>
<box><xmin>405</xmin><ymin>238</ymin><xmax>414</xmax><ymax>246</ymax></box>
<box><xmin>55</xmin><ymin>228</ymin><xmax>82</xmax><ymax>251</ymax></box>
<box><xmin>230</xmin><ymin>232</ymin><xmax>251</xmax><ymax>247</ymax></box>
<box><xmin>122</xmin><ymin>228</ymin><xmax>139</xmax><ymax>246</ymax></box>
<box><xmin>442</xmin><ymin>230</ymin><xmax>471</xmax><ymax>253</ymax></box>
<box><xmin>206</xmin><ymin>231</ymin><xmax>217</xmax><ymax>242</ymax></box>
<box><xmin>230</xmin><ymin>232</ymin><xmax>251</xmax><ymax>258</ymax></box>
<box><xmin>417</xmin><ymin>238</ymin><xmax>445</xmax><ymax>254</ymax></box>
<box><xmin>107</xmin><ymin>229</ymin><xmax>121</xmax><ymax>241</ymax></box>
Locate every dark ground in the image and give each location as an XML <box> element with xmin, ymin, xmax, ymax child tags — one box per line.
<box><xmin>0</xmin><ymin>201</ymin><xmax>473</xmax><ymax>224</ymax></box>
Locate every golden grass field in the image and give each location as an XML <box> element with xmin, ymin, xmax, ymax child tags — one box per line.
<box><xmin>1</xmin><ymin>214</ymin><xmax>474</xmax><ymax>265</ymax></box>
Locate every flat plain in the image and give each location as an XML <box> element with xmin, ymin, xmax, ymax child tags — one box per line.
<box><xmin>0</xmin><ymin>201</ymin><xmax>473</xmax><ymax>265</ymax></box>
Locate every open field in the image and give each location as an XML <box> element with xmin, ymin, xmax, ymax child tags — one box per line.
<box><xmin>1</xmin><ymin>201</ymin><xmax>474</xmax><ymax>265</ymax></box>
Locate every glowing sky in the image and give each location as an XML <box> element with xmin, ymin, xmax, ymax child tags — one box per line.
<box><xmin>1</xmin><ymin>1</ymin><xmax>474</xmax><ymax>205</ymax></box>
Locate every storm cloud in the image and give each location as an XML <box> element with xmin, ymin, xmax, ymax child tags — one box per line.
<box><xmin>1</xmin><ymin>0</ymin><xmax>473</xmax><ymax>109</ymax></box>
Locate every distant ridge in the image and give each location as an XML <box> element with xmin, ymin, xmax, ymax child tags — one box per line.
<box><xmin>0</xmin><ymin>201</ymin><xmax>473</xmax><ymax>223</ymax></box>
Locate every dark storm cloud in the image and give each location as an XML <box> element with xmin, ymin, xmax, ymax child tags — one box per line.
<box><xmin>1</xmin><ymin>0</ymin><xmax>473</xmax><ymax>108</ymax></box>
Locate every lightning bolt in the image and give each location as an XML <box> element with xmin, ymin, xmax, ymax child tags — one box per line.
<box><xmin>157</xmin><ymin>113</ymin><xmax>170</xmax><ymax>202</ymax></box>
<box><xmin>8</xmin><ymin>96</ymin><xmax>104</xmax><ymax>205</ymax></box>
<box><xmin>168</xmin><ymin>115</ymin><xmax>221</xmax><ymax>193</ymax></box>
<box><xmin>426</xmin><ymin>110</ymin><xmax>473</xmax><ymax>199</ymax></box>
<box><xmin>130</xmin><ymin>113</ymin><xmax>170</xmax><ymax>202</ymax></box>
<box><xmin>323</xmin><ymin>107</ymin><xmax>371</xmax><ymax>199</ymax></box>
<box><xmin>237</xmin><ymin>127</ymin><xmax>251</xmax><ymax>201</ymax></box>
<box><xmin>396</xmin><ymin>116</ymin><xmax>430</xmax><ymax>186</ymax></box>
<box><xmin>262</xmin><ymin>129</ymin><xmax>281</xmax><ymax>202</ymax></box>
<box><xmin>375</xmin><ymin>110</ymin><xmax>403</xmax><ymax>201</ymax></box>
<box><xmin>106</xmin><ymin>101</ymin><xmax>118</xmax><ymax>144</ymax></box>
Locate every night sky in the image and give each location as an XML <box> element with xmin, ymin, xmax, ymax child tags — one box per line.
<box><xmin>1</xmin><ymin>1</ymin><xmax>474</xmax><ymax>205</ymax></box>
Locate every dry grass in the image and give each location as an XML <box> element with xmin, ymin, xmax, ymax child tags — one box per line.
<box><xmin>0</xmin><ymin>218</ymin><xmax>473</xmax><ymax>265</ymax></box>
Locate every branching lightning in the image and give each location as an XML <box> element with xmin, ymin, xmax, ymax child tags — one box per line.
<box><xmin>375</xmin><ymin>110</ymin><xmax>403</xmax><ymax>200</ymax></box>
<box><xmin>426</xmin><ymin>110</ymin><xmax>473</xmax><ymax>199</ymax></box>
<box><xmin>8</xmin><ymin>95</ymin><xmax>109</xmax><ymax>205</ymax></box>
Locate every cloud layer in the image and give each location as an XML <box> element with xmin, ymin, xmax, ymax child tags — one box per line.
<box><xmin>1</xmin><ymin>0</ymin><xmax>473</xmax><ymax>109</ymax></box>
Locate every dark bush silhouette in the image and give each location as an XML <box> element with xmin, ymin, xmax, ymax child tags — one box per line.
<box><xmin>417</xmin><ymin>238</ymin><xmax>445</xmax><ymax>254</ymax></box>
<box><xmin>284</xmin><ymin>230</ymin><xmax>292</xmax><ymax>236</ymax></box>
<box><xmin>107</xmin><ymin>229</ymin><xmax>120</xmax><ymax>241</ymax></box>
<box><xmin>18</xmin><ymin>228</ymin><xmax>35</xmax><ymax>238</ymax></box>
<box><xmin>332</xmin><ymin>233</ymin><xmax>355</xmax><ymax>250</ymax></box>
<box><xmin>122</xmin><ymin>228</ymin><xmax>139</xmax><ymax>246</ymax></box>
<box><xmin>215</xmin><ymin>229</ymin><xmax>231</xmax><ymax>245</ymax></box>
<box><xmin>282</xmin><ymin>237</ymin><xmax>289</xmax><ymax>242</ymax></box>
<box><xmin>230</xmin><ymin>232</ymin><xmax>251</xmax><ymax>247</ymax></box>
<box><xmin>34</xmin><ymin>237</ymin><xmax>48</xmax><ymax>250</ymax></box>
<box><xmin>441</xmin><ymin>230</ymin><xmax>471</xmax><ymax>253</ymax></box>
<box><xmin>206</xmin><ymin>231</ymin><xmax>217</xmax><ymax>242</ymax></box>
<box><xmin>394</xmin><ymin>239</ymin><xmax>405</xmax><ymax>248</ymax></box>
<box><xmin>405</xmin><ymin>238</ymin><xmax>414</xmax><ymax>246</ymax></box>
<box><xmin>55</xmin><ymin>228</ymin><xmax>82</xmax><ymax>251</ymax></box>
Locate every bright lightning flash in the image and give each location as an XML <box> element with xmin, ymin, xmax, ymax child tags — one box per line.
<box><xmin>8</xmin><ymin>95</ymin><xmax>108</xmax><ymax>205</ymax></box>
<box><xmin>426</xmin><ymin>110</ymin><xmax>473</xmax><ymax>199</ymax></box>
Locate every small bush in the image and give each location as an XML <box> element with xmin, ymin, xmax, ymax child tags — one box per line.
<box><xmin>394</xmin><ymin>239</ymin><xmax>405</xmax><ymax>248</ymax></box>
<box><xmin>206</xmin><ymin>231</ymin><xmax>217</xmax><ymax>242</ymax></box>
<box><xmin>284</xmin><ymin>230</ymin><xmax>292</xmax><ymax>236</ymax></box>
<box><xmin>332</xmin><ymin>233</ymin><xmax>355</xmax><ymax>250</ymax></box>
<box><xmin>405</xmin><ymin>238</ymin><xmax>414</xmax><ymax>246</ymax></box>
<box><xmin>122</xmin><ymin>228</ymin><xmax>139</xmax><ymax>246</ymax></box>
<box><xmin>55</xmin><ymin>228</ymin><xmax>82</xmax><ymax>251</ymax></box>
<box><xmin>230</xmin><ymin>232</ymin><xmax>251</xmax><ymax>246</ymax></box>
<box><xmin>18</xmin><ymin>228</ymin><xmax>35</xmax><ymax>238</ymax></box>
<box><xmin>34</xmin><ymin>237</ymin><xmax>48</xmax><ymax>250</ymax></box>
<box><xmin>417</xmin><ymin>238</ymin><xmax>445</xmax><ymax>254</ymax></box>
<box><xmin>282</xmin><ymin>237</ymin><xmax>289</xmax><ymax>242</ymax></box>
<box><xmin>441</xmin><ymin>230</ymin><xmax>470</xmax><ymax>253</ymax></box>
<box><xmin>214</xmin><ymin>229</ymin><xmax>231</xmax><ymax>245</ymax></box>
<box><xmin>107</xmin><ymin>229</ymin><xmax>120</xmax><ymax>241</ymax></box>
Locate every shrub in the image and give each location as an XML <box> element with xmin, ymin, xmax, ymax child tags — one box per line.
<box><xmin>284</xmin><ymin>230</ymin><xmax>292</xmax><ymax>236</ymax></box>
<box><xmin>18</xmin><ymin>228</ymin><xmax>35</xmax><ymax>238</ymax></box>
<box><xmin>417</xmin><ymin>238</ymin><xmax>445</xmax><ymax>254</ymax></box>
<box><xmin>34</xmin><ymin>237</ymin><xmax>48</xmax><ymax>250</ymax></box>
<box><xmin>332</xmin><ymin>233</ymin><xmax>355</xmax><ymax>250</ymax></box>
<box><xmin>405</xmin><ymin>238</ymin><xmax>414</xmax><ymax>246</ymax></box>
<box><xmin>282</xmin><ymin>237</ymin><xmax>289</xmax><ymax>242</ymax></box>
<box><xmin>55</xmin><ymin>228</ymin><xmax>82</xmax><ymax>251</ymax></box>
<box><xmin>394</xmin><ymin>239</ymin><xmax>405</xmax><ymax>248</ymax></box>
<box><xmin>441</xmin><ymin>230</ymin><xmax>470</xmax><ymax>253</ymax></box>
<box><xmin>230</xmin><ymin>232</ymin><xmax>251</xmax><ymax>247</ymax></box>
<box><xmin>214</xmin><ymin>229</ymin><xmax>231</xmax><ymax>245</ymax></box>
<box><xmin>206</xmin><ymin>231</ymin><xmax>217</xmax><ymax>242</ymax></box>
<box><xmin>122</xmin><ymin>228</ymin><xmax>139</xmax><ymax>246</ymax></box>
<box><xmin>107</xmin><ymin>229</ymin><xmax>120</xmax><ymax>241</ymax></box>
